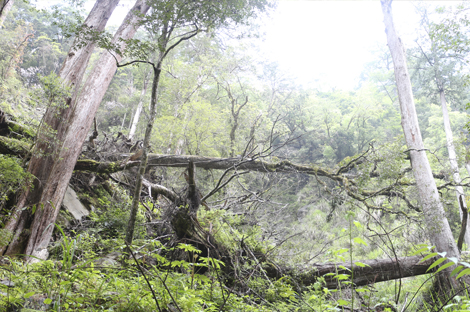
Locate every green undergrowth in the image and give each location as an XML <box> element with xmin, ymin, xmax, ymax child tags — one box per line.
<box><xmin>0</xmin><ymin>238</ymin><xmax>337</xmax><ymax>312</ymax></box>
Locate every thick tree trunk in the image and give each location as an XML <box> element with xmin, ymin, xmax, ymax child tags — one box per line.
<box><xmin>267</xmin><ymin>256</ymin><xmax>433</xmax><ymax>290</ymax></box>
<box><xmin>26</xmin><ymin>0</ymin><xmax>121</xmax><ymax>210</ymax></box>
<box><xmin>0</xmin><ymin>0</ymin><xmax>13</xmax><ymax>27</ymax></box>
<box><xmin>60</xmin><ymin>0</ymin><xmax>121</xmax><ymax>99</ymax></box>
<box><xmin>3</xmin><ymin>0</ymin><xmax>150</xmax><ymax>261</ymax></box>
<box><xmin>1</xmin><ymin>0</ymin><xmax>121</xmax><ymax>258</ymax></box>
<box><xmin>81</xmin><ymin>153</ymin><xmax>340</xmax><ymax>177</ymax></box>
<box><xmin>439</xmin><ymin>90</ymin><xmax>470</xmax><ymax>247</ymax></box>
<box><xmin>381</xmin><ymin>0</ymin><xmax>459</xmax><ymax>285</ymax></box>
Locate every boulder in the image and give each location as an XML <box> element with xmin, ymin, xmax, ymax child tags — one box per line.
<box><xmin>62</xmin><ymin>187</ymin><xmax>89</xmax><ymax>221</ymax></box>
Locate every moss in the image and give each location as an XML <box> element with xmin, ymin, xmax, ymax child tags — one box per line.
<box><xmin>55</xmin><ymin>209</ymin><xmax>75</xmax><ymax>230</ymax></box>
<box><xmin>0</xmin><ymin>135</ymin><xmax>30</xmax><ymax>156</ymax></box>
<box><xmin>74</xmin><ymin>159</ymin><xmax>123</xmax><ymax>174</ymax></box>
<box><xmin>8</xmin><ymin>122</ymin><xmax>35</xmax><ymax>138</ymax></box>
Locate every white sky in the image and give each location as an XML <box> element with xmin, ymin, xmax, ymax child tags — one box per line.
<box><xmin>259</xmin><ymin>1</ymin><xmax>420</xmax><ymax>90</ymax></box>
<box><xmin>70</xmin><ymin>0</ymin><xmax>463</xmax><ymax>90</ymax></box>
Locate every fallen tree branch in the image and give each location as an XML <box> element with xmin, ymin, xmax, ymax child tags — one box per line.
<box><xmin>142</xmin><ymin>178</ymin><xmax>179</xmax><ymax>203</ymax></box>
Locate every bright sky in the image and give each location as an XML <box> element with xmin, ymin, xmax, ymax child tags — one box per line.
<box><xmin>259</xmin><ymin>1</ymin><xmax>420</xmax><ymax>90</ymax></box>
<box><xmin>79</xmin><ymin>0</ymin><xmax>462</xmax><ymax>91</ymax></box>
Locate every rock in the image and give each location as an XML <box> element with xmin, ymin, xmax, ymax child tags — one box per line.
<box><xmin>0</xmin><ymin>279</ymin><xmax>14</xmax><ymax>287</ymax></box>
<box><xmin>28</xmin><ymin>248</ymin><xmax>49</xmax><ymax>263</ymax></box>
<box><xmin>94</xmin><ymin>252</ymin><xmax>122</xmax><ymax>267</ymax></box>
<box><xmin>62</xmin><ymin>186</ymin><xmax>89</xmax><ymax>221</ymax></box>
<box><xmin>23</xmin><ymin>294</ymin><xmax>50</xmax><ymax>311</ymax></box>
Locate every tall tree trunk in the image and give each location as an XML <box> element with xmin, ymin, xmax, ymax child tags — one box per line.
<box><xmin>2</xmin><ymin>0</ymin><xmax>150</xmax><ymax>261</ymax></box>
<box><xmin>126</xmin><ymin>62</ymin><xmax>162</xmax><ymax>245</ymax></box>
<box><xmin>1</xmin><ymin>0</ymin><xmax>121</xmax><ymax>258</ymax></box>
<box><xmin>39</xmin><ymin>0</ymin><xmax>121</xmax><ymax>201</ymax></box>
<box><xmin>129</xmin><ymin>100</ymin><xmax>143</xmax><ymax>140</ymax></box>
<box><xmin>129</xmin><ymin>72</ymin><xmax>150</xmax><ymax>140</ymax></box>
<box><xmin>60</xmin><ymin>0</ymin><xmax>121</xmax><ymax>99</ymax></box>
<box><xmin>439</xmin><ymin>90</ymin><xmax>470</xmax><ymax>247</ymax></box>
<box><xmin>466</xmin><ymin>152</ymin><xmax>470</xmax><ymax>177</ymax></box>
<box><xmin>0</xmin><ymin>0</ymin><xmax>13</xmax><ymax>28</ymax></box>
<box><xmin>381</xmin><ymin>0</ymin><xmax>459</xmax><ymax>272</ymax></box>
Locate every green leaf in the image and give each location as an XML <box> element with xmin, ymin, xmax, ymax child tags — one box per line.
<box><xmin>337</xmin><ymin>299</ymin><xmax>350</xmax><ymax>305</ymax></box>
<box><xmin>456</xmin><ymin>268</ymin><xmax>470</xmax><ymax>280</ymax></box>
<box><xmin>339</xmin><ymin>265</ymin><xmax>351</xmax><ymax>272</ymax></box>
<box><xmin>354</xmin><ymin>261</ymin><xmax>370</xmax><ymax>268</ymax></box>
<box><xmin>353</xmin><ymin>237</ymin><xmax>368</xmax><ymax>246</ymax></box>
<box><xmin>334</xmin><ymin>274</ymin><xmax>350</xmax><ymax>281</ymax></box>
<box><xmin>451</xmin><ymin>265</ymin><xmax>464</xmax><ymax>277</ymax></box>
<box><xmin>420</xmin><ymin>252</ymin><xmax>438</xmax><ymax>263</ymax></box>
<box><xmin>426</xmin><ymin>257</ymin><xmax>446</xmax><ymax>272</ymax></box>
<box><xmin>24</xmin><ymin>292</ymin><xmax>35</xmax><ymax>299</ymax></box>
<box><xmin>435</xmin><ymin>261</ymin><xmax>455</xmax><ymax>274</ymax></box>
<box><xmin>335</xmin><ymin>248</ymin><xmax>349</xmax><ymax>254</ymax></box>
<box><xmin>411</xmin><ymin>247</ymin><xmax>430</xmax><ymax>256</ymax></box>
<box><xmin>353</xmin><ymin>220</ymin><xmax>362</xmax><ymax>228</ymax></box>
<box><xmin>44</xmin><ymin>298</ymin><xmax>52</xmax><ymax>304</ymax></box>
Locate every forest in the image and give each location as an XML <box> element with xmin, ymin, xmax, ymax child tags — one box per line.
<box><xmin>1</xmin><ymin>0</ymin><xmax>470</xmax><ymax>311</ymax></box>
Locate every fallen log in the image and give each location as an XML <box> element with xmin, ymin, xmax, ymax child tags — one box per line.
<box><xmin>76</xmin><ymin>156</ymin><xmax>439</xmax><ymax>289</ymax></box>
<box><xmin>0</xmin><ymin>134</ymin><xmax>453</xmax><ymax>184</ymax></box>
<box><xmin>74</xmin><ymin>153</ymin><xmax>339</xmax><ymax>179</ymax></box>
<box><xmin>0</xmin><ymin>111</ymin><xmax>35</xmax><ymax>139</ymax></box>
<box><xmin>265</xmin><ymin>256</ymin><xmax>434</xmax><ymax>289</ymax></box>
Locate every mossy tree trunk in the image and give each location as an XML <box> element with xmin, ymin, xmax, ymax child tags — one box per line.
<box><xmin>1</xmin><ymin>0</ymin><xmax>150</xmax><ymax>261</ymax></box>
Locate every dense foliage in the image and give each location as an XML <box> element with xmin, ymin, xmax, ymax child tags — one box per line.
<box><xmin>1</xmin><ymin>1</ymin><xmax>470</xmax><ymax>311</ymax></box>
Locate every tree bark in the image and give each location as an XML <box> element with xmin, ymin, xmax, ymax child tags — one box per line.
<box><xmin>60</xmin><ymin>0</ymin><xmax>121</xmax><ymax>98</ymax></box>
<box><xmin>2</xmin><ymin>0</ymin><xmax>151</xmax><ymax>261</ymax></box>
<box><xmin>1</xmin><ymin>0</ymin><xmax>121</xmax><ymax>258</ymax></box>
<box><xmin>439</xmin><ymin>90</ymin><xmax>470</xmax><ymax>247</ymax></box>
<box><xmin>15</xmin><ymin>0</ymin><xmax>121</xmax><ymax>224</ymax></box>
<box><xmin>0</xmin><ymin>0</ymin><xmax>13</xmax><ymax>28</ymax></box>
<box><xmin>381</xmin><ymin>0</ymin><xmax>459</xmax><ymax>279</ymax></box>
<box><xmin>126</xmin><ymin>61</ymin><xmax>163</xmax><ymax>245</ymax></box>
<box><xmin>267</xmin><ymin>256</ymin><xmax>434</xmax><ymax>290</ymax></box>
<box><xmin>129</xmin><ymin>71</ymin><xmax>150</xmax><ymax>140</ymax></box>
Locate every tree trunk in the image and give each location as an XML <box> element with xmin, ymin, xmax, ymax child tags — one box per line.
<box><xmin>1</xmin><ymin>0</ymin><xmax>121</xmax><ymax>258</ymax></box>
<box><xmin>380</xmin><ymin>0</ymin><xmax>459</xmax><ymax>285</ymax></box>
<box><xmin>2</xmin><ymin>0</ymin><xmax>150</xmax><ymax>261</ymax></box>
<box><xmin>60</xmin><ymin>0</ymin><xmax>121</xmax><ymax>98</ymax></box>
<box><xmin>126</xmin><ymin>61</ymin><xmax>163</xmax><ymax>245</ymax></box>
<box><xmin>466</xmin><ymin>159</ymin><xmax>470</xmax><ymax>177</ymax></box>
<box><xmin>0</xmin><ymin>0</ymin><xmax>13</xmax><ymax>27</ymax></box>
<box><xmin>266</xmin><ymin>256</ymin><xmax>434</xmax><ymax>290</ymax></box>
<box><xmin>128</xmin><ymin>75</ymin><xmax>150</xmax><ymax>140</ymax></box>
<box><xmin>30</xmin><ymin>0</ymin><xmax>121</xmax><ymax>211</ymax></box>
<box><xmin>439</xmin><ymin>90</ymin><xmax>470</xmax><ymax>247</ymax></box>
